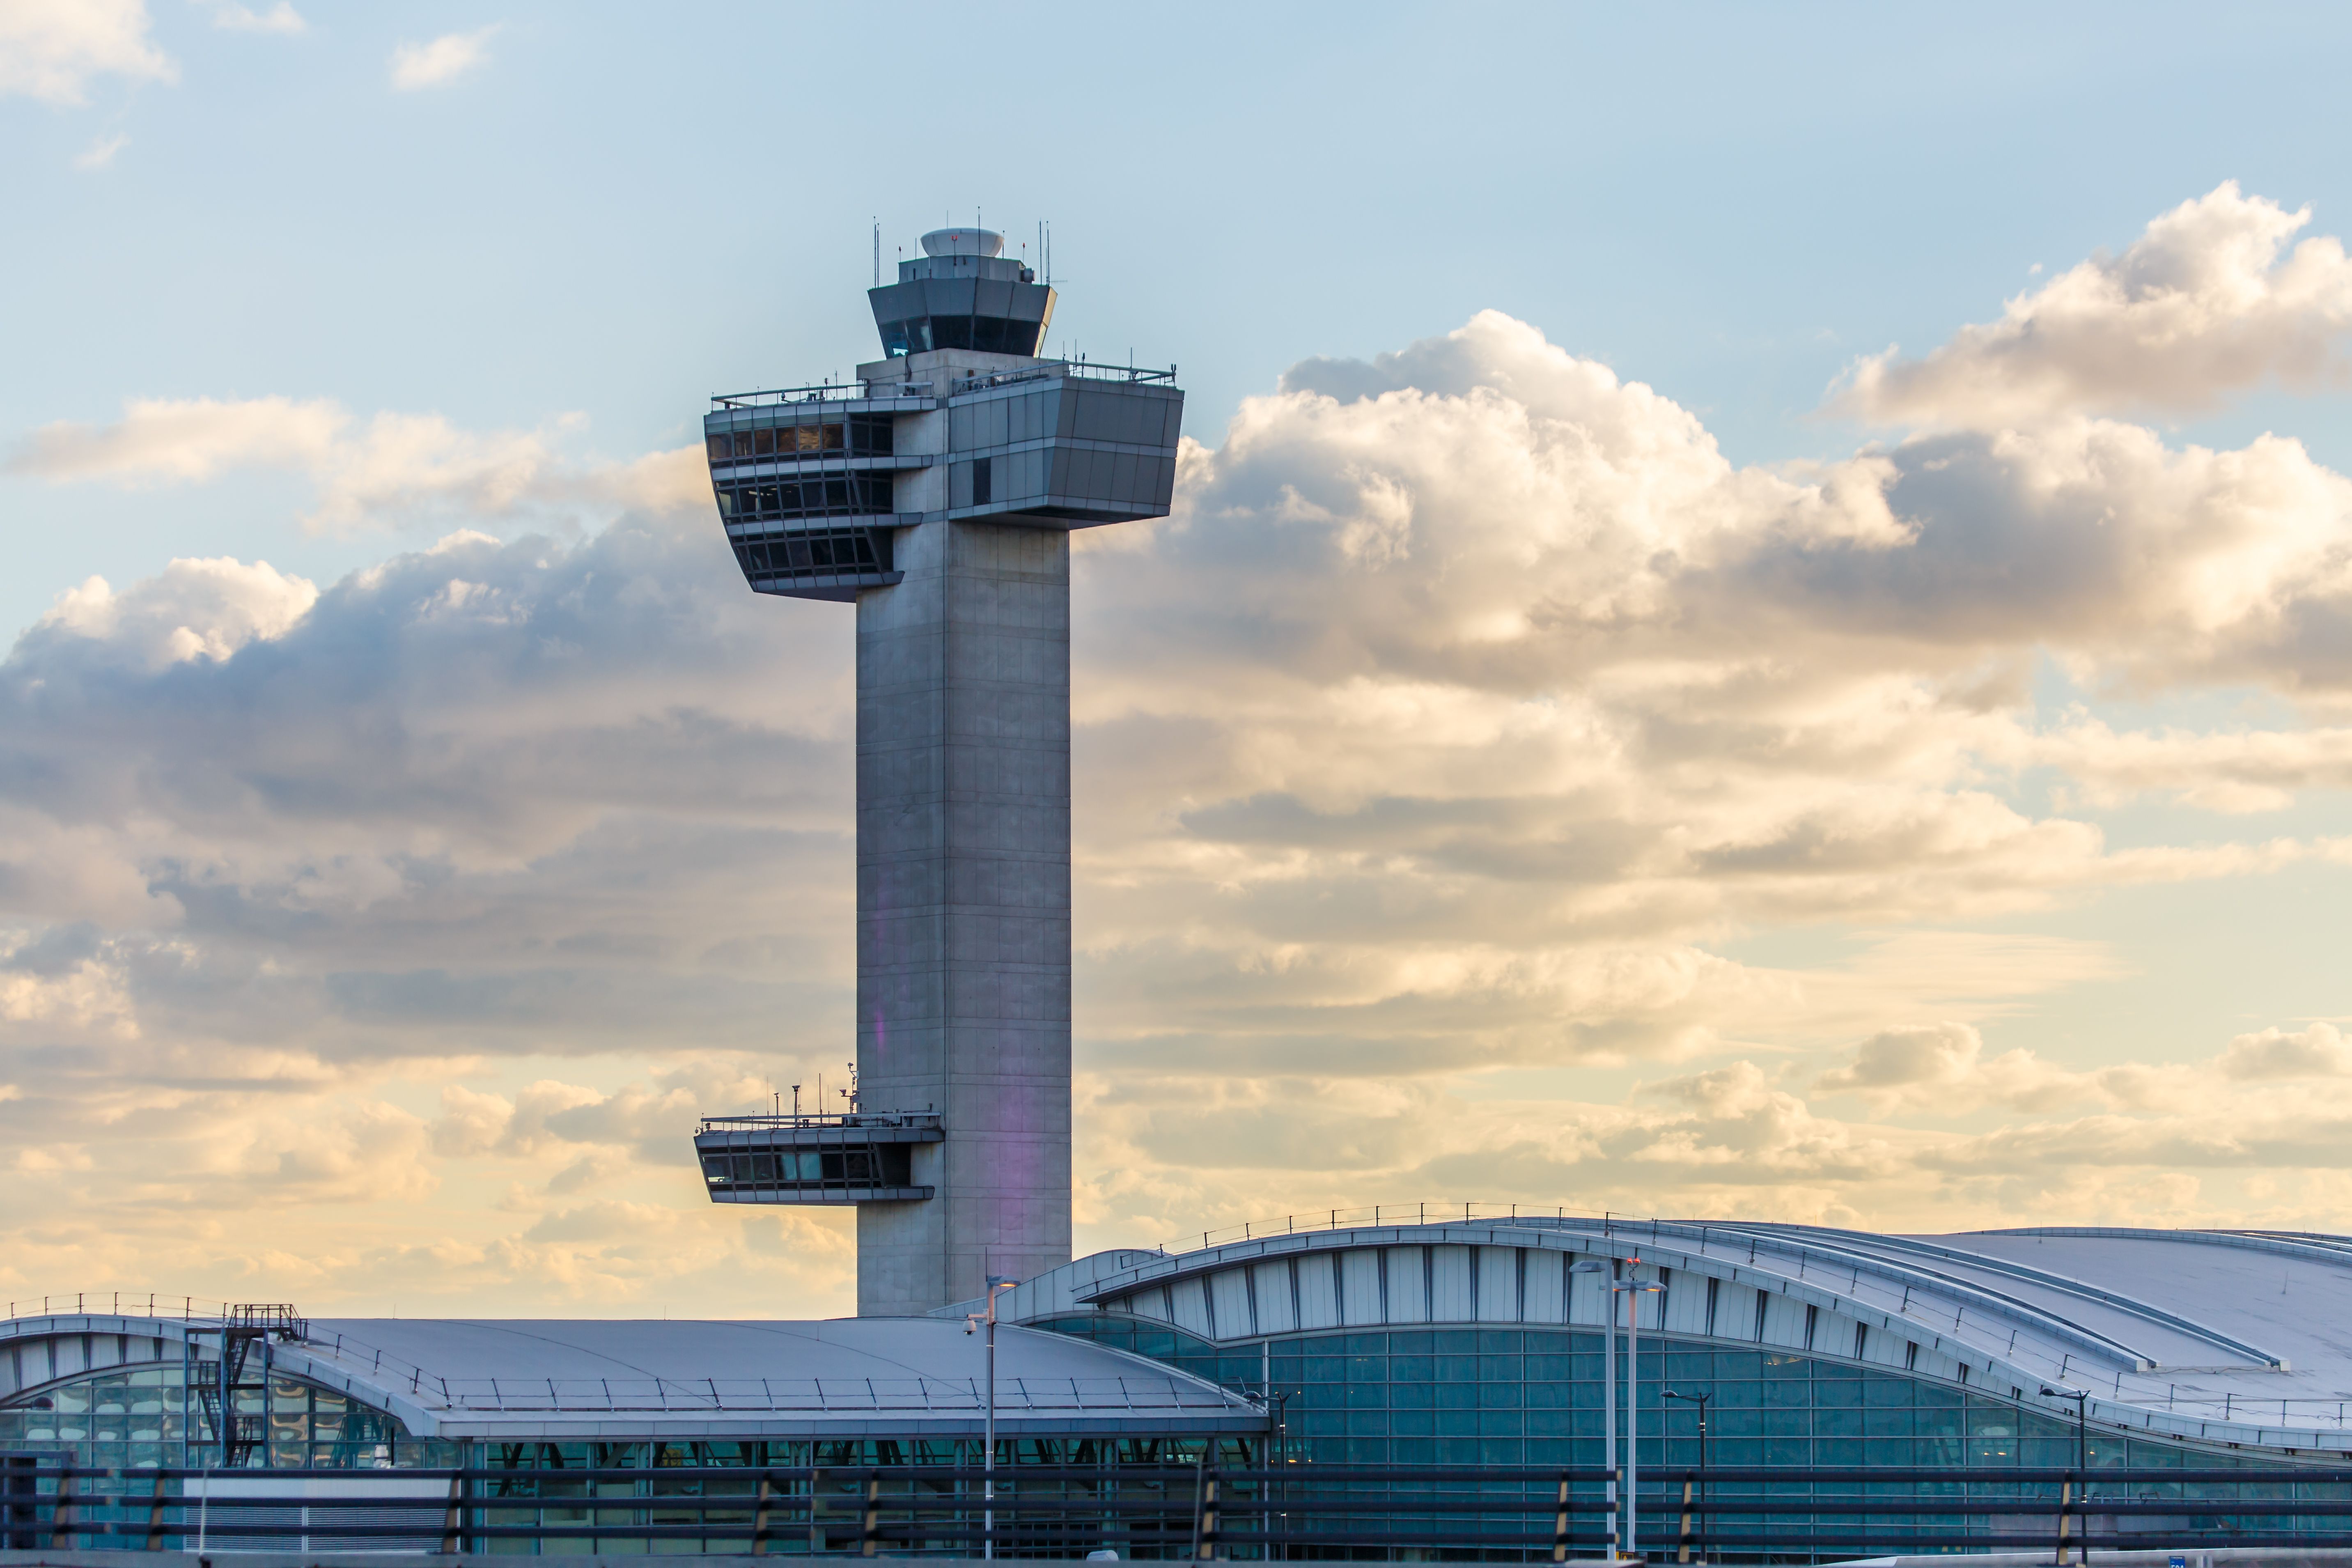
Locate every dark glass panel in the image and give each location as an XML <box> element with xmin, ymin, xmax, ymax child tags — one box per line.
<box><xmin>1816</xmin><ymin>1406</ymin><xmax>1865</xmax><ymax>1437</ymax></box>
<box><xmin>1713</xmin><ymin>1407</ymin><xmax>1763</xmax><ymax>1437</ymax></box>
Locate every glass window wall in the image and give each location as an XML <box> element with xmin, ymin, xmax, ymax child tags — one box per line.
<box><xmin>1036</xmin><ymin>1315</ymin><xmax>2343</xmax><ymax>1557</ymax></box>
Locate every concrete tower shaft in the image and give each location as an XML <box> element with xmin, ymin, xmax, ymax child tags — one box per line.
<box><xmin>691</xmin><ymin>231</ymin><xmax>1182</xmax><ymax>1316</ymax></box>
<box><xmin>855</xmin><ymin>518</ymin><xmax>1072</xmax><ymax>1312</ymax></box>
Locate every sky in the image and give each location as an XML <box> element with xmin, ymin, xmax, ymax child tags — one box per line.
<box><xmin>5</xmin><ymin>0</ymin><xmax>2352</xmax><ymax>1319</ymax></box>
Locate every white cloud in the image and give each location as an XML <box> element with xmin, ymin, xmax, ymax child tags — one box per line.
<box><xmin>389</xmin><ymin>25</ymin><xmax>496</xmax><ymax>91</ymax></box>
<box><xmin>0</xmin><ymin>0</ymin><xmax>174</xmax><ymax>103</ymax></box>
<box><xmin>71</xmin><ymin>130</ymin><xmax>126</xmax><ymax>168</ymax></box>
<box><xmin>1807</xmin><ymin>1020</ymin><xmax>2187</xmax><ymax>1116</ymax></box>
<box><xmin>9</xmin><ymin>395</ymin><xmax>705</xmax><ymax>533</ymax></box>
<box><xmin>2218</xmin><ymin>1021</ymin><xmax>2352</xmax><ymax>1080</ymax></box>
<box><xmin>11</xmin><ymin>191</ymin><xmax>2352</xmax><ymax>1305</ymax></box>
<box><xmin>202</xmin><ymin>0</ymin><xmax>303</xmax><ymax>33</ymax></box>
<box><xmin>2035</xmin><ymin>719</ymin><xmax>2352</xmax><ymax>813</ymax></box>
<box><xmin>1839</xmin><ymin>183</ymin><xmax>2352</xmax><ymax>427</ymax></box>
<box><xmin>32</xmin><ymin>556</ymin><xmax>318</xmax><ymax>671</ymax></box>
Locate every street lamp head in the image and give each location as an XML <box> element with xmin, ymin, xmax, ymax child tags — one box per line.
<box><xmin>987</xmin><ymin>1275</ymin><xmax>1020</xmax><ymax>1293</ymax></box>
<box><xmin>1570</xmin><ymin>1260</ymin><xmax>1608</xmax><ymax>1275</ymax></box>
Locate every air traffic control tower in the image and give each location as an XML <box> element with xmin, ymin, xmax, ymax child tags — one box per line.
<box><xmin>691</xmin><ymin>227</ymin><xmax>1183</xmax><ymax>1316</ymax></box>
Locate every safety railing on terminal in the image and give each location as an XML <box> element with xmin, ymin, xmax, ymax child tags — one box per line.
<box><xmin>12</xmin><ymin>1462</ymin><xmax>2352</xmax><ymax>1559</ymax></box>
<box><xmin>422</xmin><ymin>1377</ymin><xmax>1253</xmax><ymax>1415</ymax></box>
<box><xmin>1153</xmin><ymin>1200</ymin><xmax>1613</xmax><ymax>1255</ymax></box>
<box><xmin>3</xmin><ymin>1295</ymin><xmax>444</xmax><ymax>1406</ymax></box>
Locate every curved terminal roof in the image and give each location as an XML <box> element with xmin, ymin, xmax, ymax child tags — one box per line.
<box><xmin>997</xmin><ymin>1220</ymin><xmax>2352</xmax><ymax>1456</ymax></box>
<box><xmin>0</xmin><ymin>1313</ymin><xmax>1263</xmax><ymax>1442</ymax></box>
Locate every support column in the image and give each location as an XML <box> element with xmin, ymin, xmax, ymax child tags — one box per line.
<box><xmin>854</xmin><ymin>517</ymin><xmax>1073</xmax><ymax>1314</ymax></box>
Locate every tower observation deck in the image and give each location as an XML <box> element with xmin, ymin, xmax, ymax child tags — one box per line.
<box><xmin>697</xmin><ymin>227</ymin><xmax>1184</xmax><ymax>1316</ymax></box>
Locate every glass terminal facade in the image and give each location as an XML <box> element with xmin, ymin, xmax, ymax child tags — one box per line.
<box><xmin>1039</xmin><ymin>1316</ymin><xmax>2349</xmax><ymax>1555</ymax></box>
<box><xmin>0</xmin><ymin>1363</ymin><xmax>446</xmax><ymax>1470</ymax></box>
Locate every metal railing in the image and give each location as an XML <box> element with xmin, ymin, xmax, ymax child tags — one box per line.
<box><xmin>2139</xmin><ymin>1389</ymin><xmax>2352</xmax><ymax>1428</ymax></box>
<box><xmin>1152</xmin><ymin>1201</ymin><xmax>1603</xmax><ymax>1256</ymax></box>
<box><xmin>13</xmin><ymin>1462</ymin><xmax>2352</xmax><ymax>1559</ymax></box>
<box><xmin>417</xmin><ymin>1375</ymin><xmax>1253</xmax><ymax>1415</ymax></box>
<box><xmin>696</xmin><ymin>1111</ymin><xmax>943</xmax><ymax>1134</ymax></box>
<box><xmin>2</xmin><ymin>1297</ymin><xmax>447</xmax><ymax>1407</ymax></box>
<box><xmin>3</xmin><ymin>1293</ymin><xmax>234</xmax><ymax>1323</ymax></box>
<box><xmin>951</xmin><ymin>358</ymin><xmax>1177</xmax><ymax>396</ymax></box>
<box><xmin>711</xmin><ymin>382</ymin><xmax>896</xmax><ymax>410</ymax></box>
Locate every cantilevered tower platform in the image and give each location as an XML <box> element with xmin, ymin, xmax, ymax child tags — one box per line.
<box><xmin>695</xmin><ymin>226</ymin><xmax>1182</xmax><ymax>1315</ymax></box>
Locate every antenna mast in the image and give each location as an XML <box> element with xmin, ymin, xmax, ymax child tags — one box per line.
<box><xmin>872</xmin><ymin>218</ymin><xmax>880</xmax><ymax>287</ymax></box>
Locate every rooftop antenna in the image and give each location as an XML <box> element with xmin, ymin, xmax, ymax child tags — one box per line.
<box><xmin>871</xmin><ymin>218</ymin><xmax>879</xmax><ymax>287</ymax></box>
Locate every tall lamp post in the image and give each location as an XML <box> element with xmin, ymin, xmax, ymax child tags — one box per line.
<box><xmin>1616</xmin><ymin>1278</ymin><xmax>1665</xmax><ymax>1561</ymax></box>
<box><xmin>2040</xmin><ymin>1383</ymin><xmax>2090</xmax><ymax>1566</ymax></box>
<box><xmin>1570</xmin><ymin>1261</ymin><xmax>1615</xmax><ymax>1560</ymax></box>
<box><xmin>967</xmin><ymin>1275</ymin><xmax>1021</xmax><ymax>1561</ymax></box>
<box><xmin>1662</xmin><ymin>1389</ymin><xmax>1711</xmax><ymax>1564</ymax></box>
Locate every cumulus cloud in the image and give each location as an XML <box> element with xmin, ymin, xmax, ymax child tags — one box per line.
<box><xmin>8</xmin><ymin>395</ymin><xmax>692</xmax><ymax>533</ymax></box>
<box><xmin>1839</xmin><ymin>183</ymin><xmax>2352</xmax><ymax>426</ymax></box>
<box><xmin>389</xmin><ymin>26</ymin><xmax>496</xmax><ymax>91</ymax></box>
<box><xmin>0</xmin><ymin>0</ymin><xmax>174</xmax><ymax>103</ymax></box>
<box><xmin>2218</xmin><ymin>1021</ymin><xmax>2352</xmax><ymax>1080</ymax></box>
<box><xmin>1808</xmin><ymin>1021</ymin><xmax>2202</xmax><ymax>1116</ymax></box>
<box><xmin>2035</xmin><ymin>719</ymin><xmax>2352</xmax><ymax>813</ymax></box>
<box><xmin>11</xmin><ymin>191</ymin><xmax>2352</xmax><ymax>1306</ymax></box>
<box><xmin>33</xmin><ymin>557</ymin><xmax>318</xmax><ymax>670</ymax></box>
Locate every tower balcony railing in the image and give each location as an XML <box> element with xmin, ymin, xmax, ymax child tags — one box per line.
<box><xmin>950</xmin><ymin>358</ymin><xmax>1177</xmax><ymax>396</ymax></box>
<box><xmin>711</xmin><ymin>381</ymin><xmax>929</xmax><ymax>410</ymax></box>
<box><xmin>695</xmin><ymin>1110</ymin><xmax>943</xmax><ymax>1134</ymax></box>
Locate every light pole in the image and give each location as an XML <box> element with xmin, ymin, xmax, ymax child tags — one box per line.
<box><xmin>2040</xmin><ymin>1384</ymin><xmax>2090</xmax><ymax>1566</ymax></box>
<box><xmin>1662</xmin><ymin>1389</ymin><xmax>1711</xmax><ymax>1564</ymax></box>
<box><xmin>967</xmin><ymin>1274</ymin><xmax>1021</xmax><ymax>1560</ymax></box>
<box><xmin>1616</xmin><ymin>1278</ymin><xmax>1665</xmax><ymax>1561</ymax></box>
<box><xmin>1571</xmin><ymin>1260</ymin><xmax>1615</xmax><ymax>1560</ymax></box>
